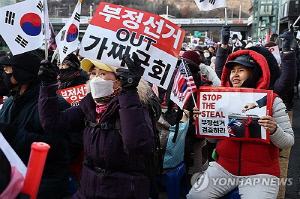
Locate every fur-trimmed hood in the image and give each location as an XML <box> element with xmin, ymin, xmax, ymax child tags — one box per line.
<box><xmin>221</xmin><ymin>50</ymin><xmax>270</xmax><ymax>89</ymax></box>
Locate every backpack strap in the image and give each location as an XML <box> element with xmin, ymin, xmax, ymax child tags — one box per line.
<box><xmin>84</xmin><ymin>115</ymin><xmax>121</xmax><ymax>130</ymax></box>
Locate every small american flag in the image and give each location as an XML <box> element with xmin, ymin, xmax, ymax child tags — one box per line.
<box><xmin>152</xmin><ymin>84</ymin><xmax>159</xmax><ymax>97</ymax></box>
<box><xmin>170</xmin><ymin>60</ymin><xmax>197</xmax><ymax>109</ymax></box>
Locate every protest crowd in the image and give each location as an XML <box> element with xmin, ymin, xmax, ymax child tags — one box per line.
<box><xmin>0</xmin><ymin>0</ymin><xmax>300</xmax><ymax>199</ymax></box>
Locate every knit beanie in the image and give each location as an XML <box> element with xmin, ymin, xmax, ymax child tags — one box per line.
<box><xmin>11</xmin><ymin>50</ymin><xmax>42</xmax><ymax>84</ymax></box>
<box><xmin>62</xmin><ymin>53</ymin><xmax>80</xmax><ymax>69</ymax></box>
<box><xmin>182</xmin><ymin>50</ymin><xmax>201</xmax><ymax>66</ymax></box>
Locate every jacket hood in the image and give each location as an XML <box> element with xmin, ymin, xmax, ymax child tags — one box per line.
<box><xmin>221</xmin><ymin>50</ymin><xmax>270</xmax><ymax>89</ymax></box>
<box><xmin>247</xmin><ymin>46</ymin><xmax>280</xmax><ymax>90</ymax></box>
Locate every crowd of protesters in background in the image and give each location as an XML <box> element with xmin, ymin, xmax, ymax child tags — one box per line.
<box><xmin>0</xmin><ymin>18</ymin><xmax>299</xmax><ymax>199</ymax></box>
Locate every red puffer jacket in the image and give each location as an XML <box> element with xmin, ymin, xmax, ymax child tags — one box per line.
<box><xmin>216</xmin><ymin>50</ymin><xmax>280</xmax><ymax>177</ymax></box>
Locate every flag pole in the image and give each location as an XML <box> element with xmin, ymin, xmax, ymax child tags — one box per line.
<box><xmin>293</xmin><ymin>15</ymin><xmax>300</xmax><ymax>27</ymax></box>
<box><xmin>225</xmin><ymin>7</ymin><xmax>228</xmax><ymax>25</ymax></box>
<box><xmin>181</xmin><ymin>59</ymin><xmax>197</xmax><ymax>108</ymax></box>
<box><xmin>43</xmin><ymin>0</ymin><xmax>48</xmax><ymax>60</ymax></box>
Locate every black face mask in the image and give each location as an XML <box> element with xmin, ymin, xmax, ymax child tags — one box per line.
<box><xmin>2</xmin><ymin>72</ymin><xmax>18</xmax><ymax>90</ymax></box>
<box><xmin>59</xmin><ymin>67</ymin><xmax>76</xmax><ymax>74</ymax></box>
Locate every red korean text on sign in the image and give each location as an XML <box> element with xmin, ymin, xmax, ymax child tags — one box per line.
<box><xmin>58</xmin><ymin>84</ymin><xmax>87</xmax><ymax>106</ymax></box>
<box><xmin>90</xmin><ymin>2</ymin><xmax>185</xmax><ymax>58</ymax></box>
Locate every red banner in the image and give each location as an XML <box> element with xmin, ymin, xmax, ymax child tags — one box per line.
<box><xmin>58</xmin><ymin>84</ymin><xmax>87</xmax><ymax>106</ymax></box>
<box><xmin>90</xmin><ymin>2</ymin><xmax>185</xmax><ymax>57</ymax></box>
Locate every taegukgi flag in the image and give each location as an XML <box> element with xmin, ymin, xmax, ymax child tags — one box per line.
<box><xmin>194</xmin><ymin>0</ymin><xmax>226</xmax><ymax>12</ymax></box>
<box><xmin>79</xmin><ymin>2</ymin><xmax>185</xmax><ymax>89</ymax></box>
<box><xmin>56</xmin><ymin>0</ymin><xmax>81</xmax><ymax>62</ymax></box>
<box><xmin>0</xmin><ymin>0</ymin><xmax>45</xmax><ymax>55</ymax></box>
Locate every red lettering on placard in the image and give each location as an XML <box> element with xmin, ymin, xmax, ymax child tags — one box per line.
<box><xmin>202</xmin><ymin>94</ymin><xmax>222</xmax><ymax>101</ymax></box>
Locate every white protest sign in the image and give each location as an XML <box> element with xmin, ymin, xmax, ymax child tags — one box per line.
<box><xmin>79</xmin><ymin>2</ymin><xmax>185</xmax><ymax>89</ymax></box>
<box><xmin>196</xmin><ymin>87</ymin><xmax>273</xmax><ymax>143</ymax></box>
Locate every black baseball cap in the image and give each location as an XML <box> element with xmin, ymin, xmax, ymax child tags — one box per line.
<box><xmin>225</xmin><ymin>55</ymin><xmax>257</xmax><ymax>69</ymax></box>
<box><xmin>0</xmin><ymin>52</ymin><xmax>13</xmax><ymax>67</ymax></box>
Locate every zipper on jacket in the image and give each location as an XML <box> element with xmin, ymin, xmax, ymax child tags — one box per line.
<box><xmin>238</xmin><ymin>142</ymin><xmax>243</xmax><ymax>175</ymax></box>
<box><xmin>131</xmin><ymin>176</ymin><xmax>135</xmax><ymax>198</ymax></box>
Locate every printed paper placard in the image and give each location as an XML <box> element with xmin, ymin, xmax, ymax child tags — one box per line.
<box><xmin>58</xmin><ymin>84</ymin><xmax>87</xmax><ymax>106</ymax></box>
<box><xmin>79</xmin><ymin>2</ymin><xmax>185</xmax><ymax>89</ymax></box>
<box><xmin>196</xmin><ymin>87</ymin><xmax>273</xmax><ymax>143</ymax></box>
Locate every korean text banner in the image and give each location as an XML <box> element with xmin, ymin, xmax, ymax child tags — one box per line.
<box><xmin>79</xmin><ymin>2</ymin><xmax>185</xmax><ymax>89</ymax></box>
<box><xmin>196</xmin><ymin>87</ymin><xmax>273</xmax><ymax>144</ymax></box>
<box><xmin>59</xmin><ymin>84</ymin><xmax>87</xmax><ymax>106</ymax></box>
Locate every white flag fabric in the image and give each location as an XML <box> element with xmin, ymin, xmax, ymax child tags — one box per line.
<box><xmin>43</xmin><ymin>0</ymin><xmax>50</xmax><ymax>41</ymax></box>
<box><xmin>0</xmin><ymin>0</ymin><xmax>45</xmax><ymax>55</ymax></box>
<box><xmin>55</xmin><ymin>1</ymin><xmax>81</xmax><ymax>62</ymax></box>
<box><xmin>268</xmin><ymin>45</ymin><xmax>281</xmax><ymax>65</ymax></box>
<box><xmin>0</xmin><ymin>133</ymin><xmax>27</xmax><ymax>178</ymax></box>
<box><xmin>296</xmin><ymin>31</ymin><xmax>300</xmax><ymax>40</ymax></box>
<box><xmin>194</xmin><ymin>0</ymin><xmax>226</xmax><ymax>11</ymax></box>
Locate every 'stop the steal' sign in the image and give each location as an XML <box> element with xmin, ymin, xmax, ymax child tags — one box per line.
<box><xmin>195</xmin><ymin>87</ymin><xmax>273</xmax><ymax>144</ymax></box>
<box><xmin>79</xmin><ymin>2</ymin><xmax>185</xmax><ymax>89</ymax></box>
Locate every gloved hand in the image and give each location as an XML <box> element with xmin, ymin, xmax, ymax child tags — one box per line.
<box><xmin>278</xmin><ymin>25</ymin><xmax>295</xmax><ymax>52</ymax></box>
<box><xmin>0</xmin><ymin>123</ymin><xmax>18</xmax><ymax>144</ymax></box>
<box><xmin>116</xmin><ymin>52</ymin><xmax>142</xmax><ymax>94</ymax></box>
<box><xmin>221</xmin><ymin>25</ymin><xmax>231</xmax><ymax>45</ymax></box>
<box><xmin>38</xmin><ymin>60</ymin><xmax>59</xmax><ymax>86</ymax></box>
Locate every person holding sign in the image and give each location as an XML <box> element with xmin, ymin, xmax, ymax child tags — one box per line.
<box><xmin>38</xmin><ymin>53</ymin><xmax>155</xmax><ymax>199</ymax></box>
<box><xmin>188</xmin><ymin>47</ymin><xmax>294</xmax><ymax>198</ymax></box>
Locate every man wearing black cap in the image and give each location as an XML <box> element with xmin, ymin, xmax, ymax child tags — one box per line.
<box><xmin>0</xmin><ymin>50</ymin><xmax>71</xmax><ymax>198</ymax></box>
<box><xmin>0</xmin><ymin>52</ymin><xmax>16</xmax><ymax>97</ymax></box>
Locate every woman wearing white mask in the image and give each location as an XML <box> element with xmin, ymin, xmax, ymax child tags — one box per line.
<box><xmin>38</xmin><ymin>53</ymin><xmax>155</xmax><ymax>199</ymax></box>
<box><xmin>203</xmin><ymin>49</ymin><xmax>212</xmax><ymax>65</ymax></box>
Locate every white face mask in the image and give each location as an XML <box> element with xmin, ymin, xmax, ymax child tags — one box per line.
<box><xmin>204</xmin><ymin>53</ymin><xmax>210</xmax><ymax>58</ymax></box>
<box><xmin>90</xmin><ymin>77</ymin><xmax>115</xmax><ymax>98</ymax></box>
<box><xmin>232</xmin><ymin>39</ymin><xmax>237</xmax><ymax>44</ymax></box>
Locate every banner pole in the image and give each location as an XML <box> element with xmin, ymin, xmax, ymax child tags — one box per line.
<box><xmin>181</xmin><ymin>59</ymin><xmax>197</xmax><ymax>108</ymax></box>
<box><xmin>293</xmin><ymin>15</ymin><xmax>300</xmax><ymax>27</ymax></box>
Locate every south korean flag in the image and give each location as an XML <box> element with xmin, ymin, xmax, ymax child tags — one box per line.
<box><xmin>194</xmin><ymin>0</ymin><xmax>226</xmax><ymax>11</ymax></box>
<box><xmin>55</xmin><ymin>1</ymin><xmax>81</xmax><ymax>62</ymax></box>
<box><xmin>0</xmin><ymin>0</ymin><xmax>45</xmax><ymax>55</ymax></box>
